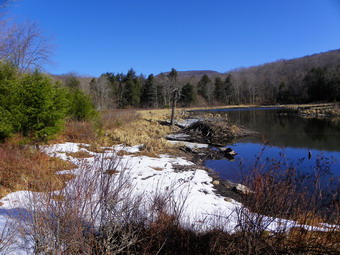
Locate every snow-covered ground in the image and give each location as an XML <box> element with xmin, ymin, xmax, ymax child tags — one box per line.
<box><xmin>0</xmin><ymin>142</ymin><xmax>338</xmax><ymax>254</ymax></box>
<box><xmin>41</xmin><ymin>143</ymin><xmax>241</xmax><ymax>230</ymax></box>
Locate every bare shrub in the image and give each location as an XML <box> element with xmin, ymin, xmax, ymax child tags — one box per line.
<box><xmin>61</xmin><ymin>120</ymin><xmax>97</xmax><ymax>143</ymax></box>
<box><xmin>14</xmin><ymin>151</ymin><xmax>151</xmax><ymax>254</ymax></box>
<box><xmin>0</xmin><ymin>218</ymin><xmax>16</xmax><ymax>254</ymax></box>
<box><xmin>100</xmin><ymin>109</ymin><xmax>140</xmax><ymax>130</ymax></box>
<box><xmin>232</xmin><ymin>151</ymin><xmax>340</xmax><ymax>254</ymax></box>
<box><xmin>241</xmin><ymin>152</ymin><xmax>339</xmax><ymax>223</ymax></box>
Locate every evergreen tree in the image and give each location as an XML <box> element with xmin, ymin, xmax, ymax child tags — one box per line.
<box><xmin>224</xmin><ymin>74</ymin><xmax>234</xmax><ymax>104</ymax></box>
<box><xmin>213</xmin><ymin>77</ymin><xmax>225</xmax><ymax>103</ymax></box>
<box><xmin>0</xmin><ymin>63</ymin><xmax>18</xmax><ymax>141</ymax></box>
<box><xmin>156</xmin><ymin>84</ymin><xmax>164</xmax><ymax>108</ymax></box>
<box><xmin>180</xmin><ymin>82</ymin><xmax>196</xmax><ymax>106</ymax></box>
<box><xmin>17</xmin><ymin>71</ymin><xmax>68</xmax><ymax>141</ymax></box>
<box><xmin>197</xmin><ymin>74</ymin><xmax>210</xmax><ymax>100</ymax></box>
<box><xmin>0</xmin><ymin>63</ymin><xmax>98</xmax><ymax>142</ymax></box>
<box><xmin>122</xmin><ymin>68</ymin><xmax>141</xmax><ymax>107</ymax></box>
<box><xmin>65</xmin><ymin>88</ymin><xmax>97</xmax><ymax>121</ymax></box>
<box><xmin>141</xmin><ymin>74</ymin><xmax>156</xmax><ymax>108</ymax></box>
<box><xmin>167</xmin><ymin>68</ymin><xmax>178</xmax><ymax>83</ymax></box>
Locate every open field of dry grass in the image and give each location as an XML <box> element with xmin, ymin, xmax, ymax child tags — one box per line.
<box><xmin>105</xmin><ymin>109</ymin><xmax>174</xmax><ymax>153</ymax></box>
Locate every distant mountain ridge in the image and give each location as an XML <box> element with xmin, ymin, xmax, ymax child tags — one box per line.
<box><xmin>159</xmin><ymin>49</ymin><xmax>340</xmax><ymax>78</ymax></box>
<box><xmin>160</xmin><ymin>70</ymin><xmax>222</xmax><ymax>78</ymax></box>
<box><xmin>233</xmin><ymin>48</ymin><xmax>340</xmax><ymax>73</ymax></box>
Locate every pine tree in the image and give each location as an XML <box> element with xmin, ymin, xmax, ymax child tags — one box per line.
<box><xmin>213</xmin><ymin>77</ymin><xmax>225</xmax><ymax>103</ymax></box>
<box><xmin>0</xmin><ymin>63</ymin><xmax>18</xmax><ymax>141</ymax></box>
<box><xmin>197</xmin><ymin>74</ymin><xmax>210</xmax><ymax>101</ymax></box>
<box><xmin>122</xmin><ymin>69</ymin><xmax>141</xmax><ymax>108</ymax></box>
<box><xmin>141</xmin><ymin>74</ymin><xmax>156</xmax><ymax>108</ymax></box>
<box><xmin>17</xmin><ymin>71</ymin><xmax>68</xmax><ymax>141</ymax></box>
<box><xmin>180</xmin><ymin>82</ymin><xmax>196</xmax><ymax>106</ymax></box>
<box><xmin>224</xmin><ymin>74</ymin><xmax>234</xmax><ymax>105</ymax></box>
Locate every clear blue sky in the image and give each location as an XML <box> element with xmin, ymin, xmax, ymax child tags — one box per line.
<box><xmin>7</xmin><ymin>0</ymin><xmax>340</xmax><ymax>76</ymax></box>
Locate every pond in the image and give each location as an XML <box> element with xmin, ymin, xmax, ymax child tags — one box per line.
<box><xmin>202</xmin><ymin>107</ymin><xmax>340</xmax><ymax>185</ymax></box>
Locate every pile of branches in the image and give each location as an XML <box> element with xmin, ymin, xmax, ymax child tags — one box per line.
<box><xmin>182</xmin><ymin>120</ymin><xmax>253</xmax><ymax>146</ymax></box>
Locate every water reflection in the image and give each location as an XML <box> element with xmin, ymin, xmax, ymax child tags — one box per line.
<box><xmin>202</xmin><ymin>108</ymin><xmax>340</xmax><ymax>183</ymax></box>
<box><xmin>222</xmin><ymin>108</ymin><xmax>340</xmax><ymax>151</ymax></box>
<box><xmin>205</xmin><ymin>143</ymin><xmax>340</xmax><ymax>183</ymax></box>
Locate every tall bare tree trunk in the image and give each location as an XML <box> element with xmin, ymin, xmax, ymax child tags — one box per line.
<box><xmin>170</xmin><ymin>96</ymin><xmax>176</xmax><ymax>129</ymax></box>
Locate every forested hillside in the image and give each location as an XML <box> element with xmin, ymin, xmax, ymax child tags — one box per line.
<box><xmin>226</xmin><ymin>49</ymin><xmax>340</xmax><ymax>104</ymax></box>
<box><xmin>54</xmin><ymin>49</ymin><xmax>340</xmax><ymax>109</ymax></box>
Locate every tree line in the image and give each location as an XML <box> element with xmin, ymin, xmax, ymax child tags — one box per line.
<box><xmin>63</xmin><ymin>49</ymin><xmax>340</xmax><ymax>111</ymax></box>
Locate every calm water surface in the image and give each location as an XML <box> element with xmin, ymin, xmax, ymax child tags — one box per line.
<box><xmin>204</xmin><ymin>108</ymin><xmax>340</xmax><ymax>183</ymax></box>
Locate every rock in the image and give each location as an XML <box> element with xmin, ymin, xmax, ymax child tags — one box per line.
<box><xmin>224</xmin><ymin>197</ymin><xmax>233</xmax><ymax>202</ymax></box>
<box><xmin>234</xmin><ymin>184</ymin><xmax>253</xmax><ymax>195</ymax></box>
<box><xmin>220</xmin><ymin>180</ymin><xmax>237</xmax><ymax>189</ymax></box>
<box><xmin>220</xmin><ymin>147</ymin><xmax>237</xmax><ymax>158</ymax></box>
<box><xmin>212</xmin><ymin>180</ymin><xmax>220</xmax><ymax>185</ymax></box>
<box><xmin>224</xmin><ymin>147</ymin><xmax>236</xmax><ymax>155</ymax></box>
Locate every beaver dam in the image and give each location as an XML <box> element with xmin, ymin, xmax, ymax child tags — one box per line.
<box><xmin>167</xmin><ymin>119</ymin><xmax>256</xmax><ymax>147</ymax></box>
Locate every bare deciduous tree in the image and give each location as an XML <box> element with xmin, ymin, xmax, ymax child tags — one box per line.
<box><xmin>89</xmin><ymin>75</ymin><xmax>114</xmax><ymax>110</ymax></box>
<box><xmin>0</xmin><ymin>21</ymin><xmax>53</xmax><ymax>72</ymax></box>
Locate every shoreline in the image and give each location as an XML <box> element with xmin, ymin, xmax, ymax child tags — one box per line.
<box><xmin>162</xmin><ymin>103</ymin><xmax>340</xmax><ymax>202</ymax></box>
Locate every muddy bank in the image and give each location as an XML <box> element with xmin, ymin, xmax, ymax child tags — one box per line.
<box><xmin>171</xmin><ymin>155</ymin><xmax>248</xmax><ymax>202</ymax></box>
<box><xmin>164</xmin><ymin>118</ymin><xmax>257</xmax><ymax>202</ymax></box>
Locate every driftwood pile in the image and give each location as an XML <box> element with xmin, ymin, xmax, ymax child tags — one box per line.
<box><xmin>182</xmin><ymin>120</ymin><xmax>254</xmax><ymax>147</ymax></box>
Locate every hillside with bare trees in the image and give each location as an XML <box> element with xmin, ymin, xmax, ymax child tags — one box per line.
<box><xmin>53</xmin><ymin>49</ymin><xmax>340</xmax><ymax>109</ymax></box>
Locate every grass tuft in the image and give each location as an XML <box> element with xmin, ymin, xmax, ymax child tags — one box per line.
<box><xmin>0</xmin><ymin>143</ymin><xmax>76</xmax><ymax>198</ymax></box>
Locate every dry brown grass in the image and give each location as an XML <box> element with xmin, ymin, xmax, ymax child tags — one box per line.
<box><xmin>0</xmin><ymin>143</ymin><xmax>76</xmax><ymax>198</ymax></box>
<box><xmin>101</xmin><ymin>109</ymin><xmax>141</xmax><ymax>130</ymax></box>
<box><xmin>295</xmin><ymin>212</ymin><xmax>326</xmax><ymax>227</ymax></box>
<box><xmin>103</xmin><ymin>109</ymin><xmax>183</xmax><ymax>156</ymax></box>
<box><xmin>59</xmin><ymin>120</ymin><xmax>97</xmax><ymax>144</ymax></box>
<box><xmin>105</xmin><ymin>169</ymin><xmax>119</xmax><ymax>175</ymax></box>
<box><xmin>57</xmin><ymin>109</ymin><xmax>177</xmax><ymax>156</ymax></box>
<box><xmin>66</xmin><ymin>150</ymin><xmax>94</xmax><ymax>158</ymax></box>
<box><xmin>100</xmin><ymin>107</ymin><xmax>257</xmax><ymax>156</ymax></box>
<box><xmin>285</xmin><ymin>227</ymin><xmax>340</xmax><ymax>254</ymax></box>
<box><xmin>58</xmin><ymin>107</ymin><xmax>263</xmax><ymax>156</ymax></box>
<box><xmin>186</xmin><ymin>104</ymin><xmax>259</xmax><ymax>111</ymax></box>
<box><xmin>283</xmin><ymin>102</ymin><xmax>336</xmax><ymax>109</ymax></box>
<box><xmin>150</xmin><ymin>167</ymin><xmax>164</xmax><ymax>171</ymax></box>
